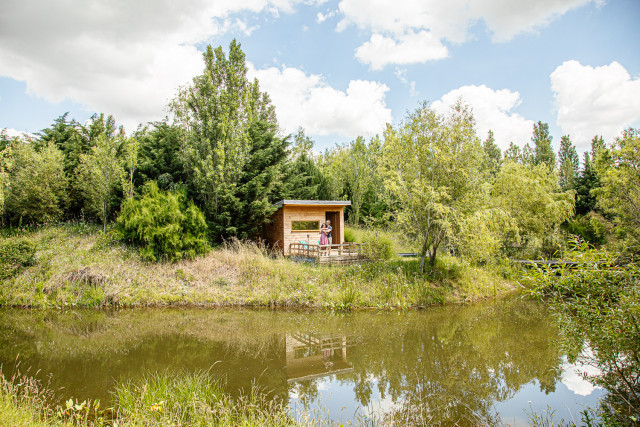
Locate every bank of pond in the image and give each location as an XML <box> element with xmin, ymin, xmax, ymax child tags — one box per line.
<box><xmin>0</xmin><ymin>297</ymin><xmax>604</xmax><ymax>426</ymax></box>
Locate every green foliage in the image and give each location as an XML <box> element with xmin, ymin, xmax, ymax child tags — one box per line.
<box><xmin>482</xmin><ymin>130</ymin><xmax>502</xmax><ymax>177</ymax></box>
<box><xmin>492</xmin><ymin>161</ymin><xmax>574</xmax><ymax>255</ymax></box>
<box><xmin>172</xmin><ymin>40</ymin><xmax>278</xmax><ymax>241</ymax></box>
<box><xmin>532</xmin><ymin>121</ymin><xmax>556</xmax><ymax>170</ymax></box>
<box><xmin>381</xmin><ymin>101</ymin><xmax>486</xmax><ymax>271</ymax></box>
<box><xmin>0</xmin><ymin>237</ymin><xmax>36</xmax><ymax>279</ymax></box>
<box><xmin>117</xmin><ymin>181</ymin><xmax>209</xmax><ymax>262</ymax></box>
<box><xmin>344</xmin><ymin>227</ymin><xmax>356</xmax><ymax>242</ymax></box>
<box><xmin>135</xmin><ymin>121</ymin><xmax>186</xmax><ymax>190</ymax></box>
<box><xmin>523</xmin><ymin>238</ymin><xmax>640</xmax><ymax>424</ymax></box>
<box><xmin>120</xmin><ymin>137</ymin><xmax>139</xmax><ymax>199</ymax></box>
<box><xmin>113</xmin><ymin>370</ymin><xmax>297</xmax><ymax>426</ymax></box>
<box><xmin>77</xmin><ymin>134</ymin><xmax>124</xmax><ymax>232</ymax></box>
<box><xmin>4</xmin><ymin>140</ymin><xmax>68</xmax><ymax>225</ymax></box>
<box><xmin>595</xmin><ymin>128</ymin><xmax>640</xmax><ymax>253</ymax></box>
<box><xmin>209</xmin><ymin>120</ymin><xmax>288</xmax><ymax>239</ymax></box>
<box><xmin>557</xmin><ymin>135</ymin><xmax>579</xmax><ymax>191</ymax></box>
<box><xmin>456</xmin><ymin>208</ymin><xmax>516</xmax><ymax>264</ymax></box>
<box><xmin>565</xmin><ymin>212</ymin><xmax>612</xmax><ymax>246</ymax></box>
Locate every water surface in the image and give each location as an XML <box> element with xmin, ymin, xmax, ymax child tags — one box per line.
<box><xmin>0</xmin><ymin>297</ymin><xmax>602</xmax><ymax>425</ymax></box>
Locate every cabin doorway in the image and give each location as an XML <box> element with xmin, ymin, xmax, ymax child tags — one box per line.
<box><xmin>326</xmin><ymin>211</ymin><xmax>340</xmax><ymax>244</ymax></box>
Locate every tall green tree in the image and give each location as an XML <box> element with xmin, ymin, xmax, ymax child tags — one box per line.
<box><xmin>77</xmin><ymin>134</ymin><xmax>124</xmax><ymax>232</ymax></box>
<box><xmin>482</xmin><ymin>130</ymin><xmax>502</xmax><ymax>177</ymax></box>
<box><xmin>135</xmin><ymin>121</ymin><xmax>186</xmax><ymax>190</ymax></box>
<box><xmin>595</xmin><ymin>128</ymin><xmax>640</xmax><ymax>251</ymax></box>
<box><xmin>5</xmin><ymin>141</ymin><xmax>68</xmax><ymax>225</ymax></box>
<box><xmin>532</xmin><ymin>121</ymin><xmax>556</xmax><ymax>169</ymax></box>
<box><xmin>171</xmin><ymin>40</ymin><xmax>277</xmax><ymax>239</ymax></box>
<box><xmin>503</xmin><ymin>142</ymin><xmax>522</xmax><ymax>163</ymax></box>
<box><xmin>121</xmin><ymin>137</ymin><xmax>139</xmax><ymax>199</ymax></box>
<box><xmin>381</xmin><ymin>101</ymin><xmax>485</xmax><ymax>271</ymax></box>
<box><xmin>557</xmin><ymin>135</ymin><xmax>579</xmax><ymax>191</ymax></box>
<box><xmin>221</xmin><ymin>120</ymin><xmax>289</xmax><ymax>239</ymax></box>
<box><xmin>278</xmin><ymin>128</ymin><xmax>323</xmax><ymax>200</ymax></box>
<box><xmin>342</xmin><ymin>136</ymin><xmax>373</xmax><ymax>225</ymax></box>
<box><xmin>492</xmin><ymin>162</ymin><xmax>574</xmax><ymax>252</ymax></box>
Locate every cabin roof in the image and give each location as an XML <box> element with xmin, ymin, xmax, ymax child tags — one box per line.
<box><xmin>274</xmin><ymin>200</ymin><xmax>351</xmax><ymax>207</ymax></box>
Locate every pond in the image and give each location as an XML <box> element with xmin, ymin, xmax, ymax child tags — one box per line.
<box><xmin>0</xmin><ymin>297</ymin><xmax>603</xmax><ymax>425</ymax></box>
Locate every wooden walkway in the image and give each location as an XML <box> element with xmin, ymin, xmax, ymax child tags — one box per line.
<box><xmin>288</xmin><ymin>242</ymin><xmax>368</xmax><ymax>264</ymax></box>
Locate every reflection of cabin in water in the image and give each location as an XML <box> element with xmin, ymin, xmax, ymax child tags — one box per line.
<box><xmin>264</xmin><ymin>200</ymin><xmax>367</xmax><ymax>264</ymax></box>
<box><xmin>285</xmin><ymin>333</ymin><xmax>352</xmax><ymax>382</ymax></box>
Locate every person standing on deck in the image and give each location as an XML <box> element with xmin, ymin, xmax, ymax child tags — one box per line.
<box><xmin>325</xmin><ymin>219</ymin><xmax>332</xmax><ymax>244</ymax></box>
<box><xmin>319</xmin><ymin>222</ymin><xmax>329</xmax><ymax>246</ymax></box>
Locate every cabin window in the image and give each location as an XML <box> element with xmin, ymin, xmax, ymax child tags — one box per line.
<box><xmin>291</xmin><ymin>220</ymin><xmax>320</xmax><ymax>232</ymax></box>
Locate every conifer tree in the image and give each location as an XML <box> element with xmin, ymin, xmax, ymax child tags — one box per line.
<box><xmin>171</xmin><ymin>40</ymin><xmax>279</xmax><ymax>240</ymax></box>
<box><xmin>532</xmin><ymin>121</ymin><xmax>556</xmax><ymax>169</ymax></box>
<box><xmin>557</xmin><ymin>135</ymin><xmax>579</xmax><ymax>191</ymax></box>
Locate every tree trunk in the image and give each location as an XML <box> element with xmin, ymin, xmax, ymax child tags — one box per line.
<box><xmin>429</xmin><ymin>241</ymin><xmax>440</xmax><ymax>266</ymax></box>
<box><xmin>419</xmin><ymin>238</ymin><xmax>429</xmax><ymax>274</ymax></box>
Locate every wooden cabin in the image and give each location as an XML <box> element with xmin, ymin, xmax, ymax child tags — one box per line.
<box><xmin>264</xmin><ymin>200</ymin><xmax>350</xmax><ymax>255</ymax></box>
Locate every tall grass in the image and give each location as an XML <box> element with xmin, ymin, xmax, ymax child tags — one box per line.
<box><xmin>0</xmin><ymin>223</ymin><xmax>515</xmax><ymax>309</ymax></box>
<box><xmin>0</xmin><ymin>369</ymin><xmax>302</xmax><ymax>426</ymax></box>
<box><xmin>114</xmin><ymin>370</ymin><xmax>299</xmax><ymax>426</ymax></box>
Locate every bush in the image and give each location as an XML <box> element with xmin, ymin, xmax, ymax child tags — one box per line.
<box><xmin>523</xmin><ymin>238</ymin><xmax>640</xmax><ymax>424</ymax></box>
<box><xmin>0</xmin><ymin>237</ymin><xmax>36</xmax><ymax>279</ymax></box>
<box><xmin>343</xmin><ymin>227</ymin><xmax>356</xmax><ymax>242</ymax></box>
<box><xmin>116</xmin><ymin>181</ymin><xmax>209</xmax><ymax>262</ymax></box>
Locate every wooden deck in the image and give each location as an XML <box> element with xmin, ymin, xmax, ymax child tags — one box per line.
<box><xmin>288</xmin><ymin>242</ymin><xmax>368</xmax><ymax>264</ymax></box>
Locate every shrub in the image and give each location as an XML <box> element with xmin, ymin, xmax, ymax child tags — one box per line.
<box><xmin>523</xmin><ymin>238</ymin><xmax>640</xmax><ymax>424</ymax></box>
<box><xmin>0</xmin><ymin>237</ymin><xmax>36</xmax><ymax>279</ymax></box>
<box><xmin>116</xmin><ymin>181</ymin><xmax>209</xmax><ymax>262</ymax></box>
<box><xmin>343</xmin><ymin>227</ymin><xmax>356</xmax><ymax>242</ymax></box>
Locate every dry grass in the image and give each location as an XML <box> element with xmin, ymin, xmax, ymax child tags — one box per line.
<box><xmin>0</xmin><ymin>224</ymin><xmax>516</xmax><ymax>309</ymax></box>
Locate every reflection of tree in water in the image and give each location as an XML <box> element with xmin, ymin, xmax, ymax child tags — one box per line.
<box><xmin>0</xmin><ymin>298</ymin><xmax>563</xmax><ymax>424</ymax></box>
<box><xmin>328</xmin><ymin>298</ymin><xmax>561</xmax><ymax>425</ymax></box>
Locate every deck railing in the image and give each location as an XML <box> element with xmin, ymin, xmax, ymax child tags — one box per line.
<box><xmin>288</xmin><ymin>242</ymin><xmax>364</xmax><ymax>262</ymax></box>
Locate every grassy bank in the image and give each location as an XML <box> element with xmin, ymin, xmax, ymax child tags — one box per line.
<box><xmin>0</xmin><ymin>224</ymin><xmax>516</xmax><ymax>309</ymax></box>
<box><xmin>0</xmin><ymin>370</ymin><xmax>303</xmax><ymax>427</ymax></box>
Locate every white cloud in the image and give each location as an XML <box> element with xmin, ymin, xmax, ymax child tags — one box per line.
<box><xmin>551</xmin><ymin>60</ymin><xmax>640</xmax><ymax>150</ymax></box>
<box><xmin>560</xmin><ymin>352</ymin><xmax>602</xmax><ymax>397</ymax></box>
<box><xmin>337</xmin><ymin>0</ymin><xmax>599</xmax><ymax>68</ymax></box>
<box><xmin>1</xmin><ymin>128</ymin><xmax>36</xmax><ymax>140</ymax></box>
<box><xmin>355</xmin><ymin>31</ymin><xmax>448</xmax><ymax>70</ymax></box>
<box><xmin>0</xmin><ymin>0</ymin><xmax>308</xmax><ymax>132</ymax></box>
<box><xmin>248</xmin><ymin>64</ymin><xmax>392</xmax><ymax>138</ymax></box>
<box><xmin>431</xmin><ymin>85</ymin><xmax>534</xmax><ymax>149</ymax></box>
<box><xmin>316</xmin><ymin>10</ymin><xmax>337</xmax><ymax>23</ymax></box>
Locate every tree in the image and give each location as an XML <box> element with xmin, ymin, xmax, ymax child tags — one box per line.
<box><xmin>4</xmin><ymin>141</ymin><xmax>68</xmax><ymax>225</ymax></box>
<box><xmin>117</xmin><ymin>181</ymin><xmax>209</xmax><ymax>262</ymax></box>
<box><xmin>482</xmin><ymin>130</ymin><xmax>502</xmax><ymax>177</ymax></box>
<box><xmin>77</xmin><ymin>134</ymin><xmax>123</xmax><ymax>232</ymax></box>
<box><xmin>342</xmin><ymin>136</ymin><xmax>374</xmax><ymax>225</ymax></box>
<box><xmin>135</xmin><ymin>121</ymin><xmax>186</xmax><ymax>190</ymax></box>
<box><xmin>278</xmin><ymin>128</ymin><xmax>324</xmax><ymax>200</ymax></box>
<box><xmin>503</xmin><ymin>142</ymin><xmax>522</xmax><ymax>163</ymax></box>
<box><xmin>121</xmin><ymin>137</ymin><xmax>139</xmax><ymax>199</ymax></box>
<box><xmin>557</xmin><ymin>135</ymin><xmax>579</xmax><ymax>191</ymax></box>
<box><xmin>532</xmin><ymin>121</ymin><xmax>556</xmax><ymax>169</ymax></box>
<box><xmin>171</xmin><ymin>40</ymin><xmax>277</xmax><ymax>240</ymax></box>
<box><xmin>381</xmin><ymin>101</ymin><xmax>485</xmax><ymax>271</ymax></box>
<box><xmin>215</xmin><ymin>120</ymin><xmax>289</xmax><ymax>239</ymax></box>
<box><xmin>492</xmin><ymin>162</ymin><xmax>575</xmax><ymax>252</ymax></box>
<box><xmin>595</xmin><ymin>128</ymin><xmax>640</xmax><ymax>251</ymax></box>
<box><xmin>573</xmin><ymin>136</ymin><xmax>605</xmax><ymax>216</ymax></box>
<box><xmin>0</xmin><ymin>142</ymin><xmax>10</xmax><ymax>219</ymax></box>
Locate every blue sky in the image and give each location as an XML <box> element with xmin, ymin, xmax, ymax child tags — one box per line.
<box><xmin>1</xmin><ymin>0</ymin><xmax>639</xmax><ymax>152</ymax></box>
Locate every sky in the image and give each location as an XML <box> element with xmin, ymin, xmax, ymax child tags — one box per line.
<box><xmin>1</xmin><ymin>0</ymin><xmax>639</xmax><ymax>153</ymax></box>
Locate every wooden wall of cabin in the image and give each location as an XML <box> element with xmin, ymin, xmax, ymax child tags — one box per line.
<box><xmin>281</xmin><ymin>205</ymin><xmax>345</xmax><ymax>254</ymax></box>
<box><xmin>264</xmin><ymin>208</ymin><xmax>285</xmax><ymax>251</ymax></box>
